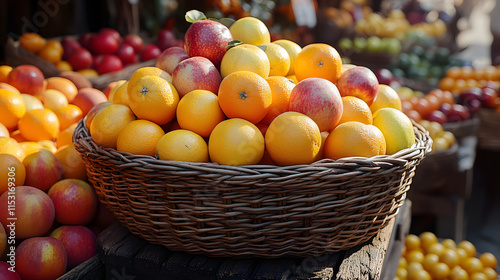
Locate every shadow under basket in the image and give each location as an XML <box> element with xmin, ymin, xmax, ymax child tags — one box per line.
<box><xmin>73</xmin><ymin>119</ymin><xmax>432</xmax><ymax>258</ymax></box>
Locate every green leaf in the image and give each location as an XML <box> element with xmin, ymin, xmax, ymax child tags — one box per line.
<box><xmin>218</xmin><ymin>18</ymin><xmax>235</xmax><ymax>28</ymax></box>
<box><xmin>185</xmin><ymin>10</ymin><xmax>207</xmax><ymax>23</ymax></box>
<box><xmin>257</xmin><ymin>45</ymin><xmax>267</xmax><ymax>52</ymax></box>
<box><xmin>225</xmin><ymin>40</ymin><xmax>244</xmax><ymax>51</ymax></box>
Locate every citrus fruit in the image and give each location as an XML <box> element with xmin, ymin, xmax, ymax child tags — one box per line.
<box><xmin>273</xmin><ymin>39</ymin><xmax>302</xmax><ymax>76</ymax></box>
<box><xmin>85</xmin><ymin>101</ymin><xmax>112</xmax><ymax>130</ymax></box>
<box><xmin>420</xmin><ymin>231</ymin><xmax>438</xmax><ymax>252</ymax></box>
<box><xmin>229</xmin><ymin>17</ymin><xmax>271</xmax><ymax>46</ymax></box>
<box><xmin>218</xmin><ymin>71</ymin><xmax>272</xmax><ymax>124</ymax></box>
<box><xmin>286</xmin><ymin>75</ymin><xmax>298</xmax><ymax>84</ymax></box>
<box><xmin>127</xmin><ymin>66</ymin><xmax>172</xmax><ymax>94</ymax></box>
<box><xmin>19</xmin><ymin>33</ymin><xmax>46</xmax><ymax>53</ymax></box>
<box><xmin>37</xmin><ymin>89</ymin><xmax>69</xmax><ymax>111</ymax></box>
<box><xmin>45</xmin><ymin>77</ymin><xmax>78</xmax><ymax>102</ymax></box>
<box><xmin>479</xmin><ymin>252</ymin><xmax>498</xmax><ymax>269</ymax></box>
<box><xmin>450</xmin><ymin>266</ymin><xmax>469</xmax><ymax>280</ymax></box>
<box><xmin>38</xmin><ymin>40</ymin><xmax>63</xmax><ymax>64</ymax></box>
<box><xmin>56</xmin><ymin>123</ymin><xmax>78</xmax><ymax>148</ymax></box>
<box><xmin>0</xmin><ymin>89</ymin><xmax>26</xmax><ymax>130</ymax></box>
<box><xmin>38</xmin><ymin>140</ymin><xmax>57</xmax><ymax>153</ymax></box>
<box><xmin>220</xmin><ymin>44</ymin><xmax>270</xmax><ymax>78</ymax></box>
<box><xmin>110</xmin><ymin>81</ymin><xmax>129</xmax><ymax>106</ymax></box>
<box><xmin>314</xmin><ymin>131</ymin><xmax>330</xmax><ymax>161</ymax></box>
<box><xmin>372</xmin><ymin>108</ymin><xmax>415</xmax><ymax>155</ymax></box>
<box><xmin>370</xmin><ymin>84</ymin><xmax>402</xmax><ymax>113</ymax></box>
<box><xmin>54</xmin><ymin>104</ymin><xmax>83</xmax><ymax>131</ymax></box>
<box><xmin>128</xmin><ymin>75</ymin><xmax>179</xmax><ymax>125</ymax></box>
<box><xmin>405</xmin><ymin>234</ymin><xmax>421</xmax><ymax>251</ymax></box>
<box><xmin>21</xmin><ymin>93</ymin><xmax>44</xmax><ymax>112</ymax></box>
<box><xmin>0</xmin><ymin>82</ymin><xmax>20</xmax><ymax>93</ymax></box>
<box><xmin>0</xmin><ymin>65</ymin><xmax>12</xmax><ymax>83</ymax></box>
<box><xmin>156</xmin><ymin>129</ymin><xmax>209</xmax><ymax>162</ymax></box>
<box><xmin>458</xmin><ymin>240</ymin><xmax>477</xmax><ymax>258</ymax></box>
<box><xmin>261</xmin><ymin>76</ymin><xmax>295</xmax><ymax>125</ymax></box>
<box><xmin>429</xmin><ymin>262</ymin><xmax>450</xmax><ymax>280</ymax></box>
<box><xmin>260</xmin><ymin>43</ymin><xmax>290</xmax><ymax>77</ymax></box>
<box><xmin>265</xmin><ymin>112</ymin><xmax>321</xmax><ymax>165</ymax></box>
<box><xmin>0</xmin><ymin>123</ymin><xmax>9</xmax><ymax>138</ymax></box>
<box><xmin>19</xmin><ymin>142</ymin><xmax>44</xmax><ymax>157</ymax></box>
<box><xmin>323</xmin><ymin>121</ymin><xmax>386</xmax><ymax>160</ymax></box>
<box><xmin>0</xmin><ymin>153</ymin><xmax>26</xmax><ymax>194</ymax></box>
<box><xmin>90</xmin><ymin>104</ymin><xmax>136</xmax><ymax>149</ymax></box>
<box><xmin>293</xmin><ymin>43</ymin><xmax>342</xmax><ymax>83</ymax></box>
<box><xmin>0</xmin><ymin>137</ymin><xmax>25</xmax><ymax>161</ymax></box>
<box><xmin>176</xmin><ymin>90</ymin><xmax>225</xmax><ymax>138</ymax></box>
<box><xmin>18</xmin><ymin>108</ymin><xmax>60</xmax><ymax>141</ymax></box>
<box><xmin>116</xmin><ymin>120</ymin><xmax>165</xmax><ymax>157</ymax></box>
<box><xmin>462</xmin><ymin>258</ymin><xmax>484</xmax><ymax>275</ymax></box>
<box><xmin>55</xmin><ymin>61</ymin><xmax>73</xmax><ymax>72</ymax></box>
<box><xmin>338</xmin><ymin>96</ymin><xmax>373</xmax><ymax>126</ymax></box>
<box><xmin>106</xmin><ymin>80</ymin><xmax>127</xmax><ymax>99</ymax></box>
<box><xmin>209</xmin><ymin>118</ymin><xmax>264</xmax><ymax>166</ymax></box>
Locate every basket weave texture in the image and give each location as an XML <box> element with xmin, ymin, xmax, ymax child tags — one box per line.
<box><xmin>74</xmin><ymin>119</ymin><xmax>431</xmax><ymax>258</ymax></box>
<box><xmin>477</xmin><ymin>108</ymin><xmax>500</xmax><ymax>150</ymax></box>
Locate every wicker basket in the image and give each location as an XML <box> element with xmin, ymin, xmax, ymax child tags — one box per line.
<box><xmin>477</xmin><ymin>108</ymin><xmax>500</xmax><ymax>150</ymax></box>
<box><xmin>73</xmin><ymin>119</ymin><xmax>432</xmax><ymax>258</ymax></box>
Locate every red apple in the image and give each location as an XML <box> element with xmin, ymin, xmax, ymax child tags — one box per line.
<box><xmin>156</xmin><ymin>29</ymin><xmax>177</xmax><ymax>51</ymax></box>
<box><xmin>481</xmin><ymin>87</ymin><xmax>499</xmax><ymax>108</ymax></box>
<box><xmin>336</xmin><ymin>66</ymin><xmax>379</xmax><ymax>106</ymax></box>
<box><xmin>447</xmin><ymin>104</ymin><xmax>471</xmax><ymax>122</ymax></box>
<box><xmin>289</xmin><ymin>78</ymin><xmax>343</xmax><ymax>131</ymax></box>
<box><xmin>50</xmin><ymin>225</ymin><xmax>97</xmax><ymax>269</ymax></box>
<box><xmin>172</xmin><ymin>56</ymin><xmax>221</xmax><ymax>98</ymax></box>
<box><xmin>89</xmin><ymin>32</ymin><xmax>119</xmax><ymax>55</ymax></box>
<box><xmin>95</xmin><ymin>54</ymin><xmax>123</xmax><ymax>75</ymax></box>
<box><xmin>374</xmin><ymin>68</ymin><xmax>394</xmax><ymax>85</ymax></box>
<box><xmin>71</xmin><ymin>87</ymin><xmax>108</xmax><ymax>116</ymax></box>
<box><xmin>16</xmin><ymin>237</ymin><xmax>67</xmax><ymax>280</ymax></box>
<box><xmin>102</xmin><ymin>80</ymin><xmax>123</xmax><ymax>98</ymax></box>
<box><xmin>68</xmin><ymin>48</ymin><xmax>93</xmax><ymax>71</ymax></box>
<box><xmin>184</xmin><ymin>19</ymin><xmax>233</xmax><ymax>68</ymax></box>
<box><xmin>61</xmin><ymin>37</ymin><xmax>81</xmax><ymax>60</ymax></box>
<box><xmin>123</xmin><ymin>34</ymin><xmax>144</xmax><ymax>53</ymax></box>
<box><xmin>425</xmin><ymin>110</ymin><xmax>447</xmax><ymax>124</ymax></box>
<box><xmin>116</xmin><ymin>43</ymin><xmax>137</xmax><ymax>65</ymax></box>
<box><xmin>85</xmin><ymin>101</ymin><xmax>112</xmax><ymax>129</ymax></box>
<box><xmin>0</xmin><ymin>262</ymin><xmax>21</xmax><ymax>280</ymax></box>
<box><xmin>78</xmin><ymin>32</ymin><xmax>93</xmax><ymax>49</ymax></box>
<box><xmin>23</xmin><ymin>149</ymin><xmax>62</xmax><ymax>192</ymax></box>
<box><xmin>155</xmin><ymin>46</ymin><xmax>189</xmax><ymax>74</ymax></box>
<box><xmin>48</xmin><ymin>179</ymin><xmax>98</xmax><ymax>225</ymax></box>
<box><xmin>0</xmin><ymin>186</ymin><xmax>55</xmax><ymax>239</ymax></box>
<box><xmin>7</xmin><ymin>65</ymin><xmax>45</xmax><ymax>96</ymax></box>
<box><xmin>99</xmin><ymin>27</ymin><xmax>121</xmax><ymax>42</ymax></box>
<box><xmin>141</xmin><ymin>44</ymin><xmax>161</xmax><ymax>61</ymax></box>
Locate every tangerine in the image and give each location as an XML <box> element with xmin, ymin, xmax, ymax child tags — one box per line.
<box><xmin>293</xmin><ymin>43</ymin><xmax>342</xmax><ymax>83</ymax></box>
<box><xmin>117</xmin><ymin>120</ymin><xmax>165</xmax><ymax>157</ymax></box>
<box><xmin>18</xmin><ymin>108</ymin><xmax>60</xmax><ymax>141</ymax></box>
<box><xmin>156</xmin><ymin>129</ymin><xmax>208</xmax><ymax>162</ymax></box>
<box><xmin>261</xmin><ymin>76</ymin><xmax>295</xmax><ymax>125</ymax></box>
<box><xmin>0</xmin><ymin>89</ymin><xmax>26</xmax><ymax>130</ymax></box>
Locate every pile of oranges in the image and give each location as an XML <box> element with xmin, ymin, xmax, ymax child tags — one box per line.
<box><xmin>439</xmin><ymin>66</ymin><xmax>500</xmax><ymax>94</ymax></box>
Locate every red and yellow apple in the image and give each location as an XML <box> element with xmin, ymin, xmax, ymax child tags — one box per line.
<box><xmin>336</xmin><ymin>66</ymin><xmax>379</xmax><ymax>106</ymax></box>
<box><xmin>23</xmin><ymin>149</ymin><xmax>62</xmax><ymax>192</ymax></box>
<box><xmin>172</xmin><ymin>56</ymin><xmax>222</xmax><ymax>98</ymax></box>
<box><xmin>0</xmin><ymin>261</ymin><xmax>21</xmax><ymax>280</ymax></box>
<box><xmin>16</xmin><ymin>237</ymin><xmax>67</xmax><ymax>280</ymax></box>
<box><xmin>50</xmin><ymin>225</ymin><xmax>97</xmax><ymax>269</ymax></box>
<box><xmin>156</xmin><ymin>46</ymin><xmax>189</xmax><ymax>75</ymax></box>
<box><xmin>7</xmin><ymin>65</ymin><xmax>45</xmax><ymax>96</ymax></box>
<box><xmin>71</xmin><ymin>87</ymin><xmax>108</xmax><ymax>116</ymax></box>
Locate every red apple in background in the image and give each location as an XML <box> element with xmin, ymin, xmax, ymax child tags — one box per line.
<box><xmin>23</xmin><ymin>149</ymin><xmax>62</xmax><ymax>192</ymax></box>
<box><xmin>71</xmin><ymin>87</ymin><xmax>107</xmax><ymax>116</ymax></box>
<box><xmin>172</xmin><ymin>56</ymin><xmax>222</xmax><ymax>98</ymax></box>
<box><xmin>61</xmin><ymin>37</ymin><xmax>81</xmax><ymax>59</ymax></box>
<box><xmin>50</xmin><ymin>225</ymin><xmax>97</xmax><ymax>269</ymax></box>
<box><xmin>156</xmin><ymin>46</ymin><xmax>189</xmax><ymax>74</ymax></box>
<box><xmin>67</xmin><ymin>48</ymin><xmax>93</xmax><ymax>71</ymax></box>
<box><xmin>425</xmin><ymin>110</ymin><xmax>447</xmax><ymax>124</ymax></box>
<box><xmin>0</xmin><ymin>262</ymin><xmax>22</xmax><ymax>280</ymax></box>
<box><xmin>481</xmin><ymin>87</ymin><xmax>499</xmax><ymax>108</ymax></box>
<box><xmin>289</xmin><ymin>78</ymin><xmax>343</xmax><ymax>131</ymax></box>
<box><xmin>99</xmin><ymin>27</ymin><xmax>121</xmax><ymax>42</ymax></box>
<box><xmin>124</xmin><ymin>34</ymin><xmax>144</xmax><ymax>53</ymax></box>
<box><xmin>156</xmin><ymin>29</ymin><xmax>177</xmax><ymax>51</ymax></box>
<box><xmin>16</xmin><ymin>237</ymin><xmax>67</xmax><ymax>280</ymax></box>
<box><xmin>374</xmin><ymin>68</ymin><xmax>394</xmax><ymax>85</ymax></box>
<box><xmin>78</xmin><ymin>32</ymin><xmax>93</xmax><ymax>49</ymax></box>
<box><xmin>7</xmin><ymin>65</ymin><xmax>45</xmax><ymax>96</ymax></box>
<box><xmin>115</xmin><ymin>43</ymin><xmax>137</xmax><ymax>65</ymax></box>
<box><xmin>184</xmin><ymin>19</ymin><xmax>233</xmax><ymax>68</ymax></box>
<box><xmin>0</xmin><ymin>186</ymin><xmax>55</xmax><ymax>239</ymax></box>
<box><xmin>48</xmin><ymin>179</ymin><xmax>99</xmax><ymax>225</ymax></box>
<box><xmin>95</xmin><ymin>54</ymin><xmax>123</xmax><ymax>74</ymax></box>
<box><xmin>447</xmin><ymin>104</ymin><xmax>470</xmax><ymax>122</ymax></box>
<box><xmin>89</xmin><ymin>32</ymin><xmax>119</xmax><ymax>55</ymax></box>
<box><xmin>141</xmin><ymin>44</ymin><xmax>161</xmax><ymax>61</ymax></box>
<box><xmin>337</xmin><ymin>66</ymin><xmax>379</xmax><ymax>106</ymax></box>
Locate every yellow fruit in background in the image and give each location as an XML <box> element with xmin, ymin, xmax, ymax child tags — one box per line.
<box><xmin>18</xmin><ymin>108</ymin><xmax>60</xmax><ymax>142</ymax></box>
<box><xmin>209</xmin><ymin>118</ymin><xmax>264</xmax><ymax>166</ymax></box>
<box><xmin>0</xmin><ymin>89</ymin><xmax>26</xmax><ymax>130</ymax></box>
<box><xmin>338</xmin><ymin>96</ymin><xmax>373</xmax><ymax>126</ymax></box>
<box><xmin>176</xmin><ymin>90</ymin><xmax>225</xmax><ymax>138</ymax></box>
<box><xmin>156</xmin><ymin>129</ymin><xmax>208</xmax><ymax>162</ymax></box>
<box><xmin>77</xmin><ymin>69</ymin><xmax>99</xmax><ymax>79</ymax></box>
<box><xmin>108</xmin><ymin>80</ymin><xmax>127</xmax><ymax>103</ymax></box>
<box><xmin>260</xmin><ymin>43</ymin><xmax>290</xmax><ymax>77</ymax></box>
<box><xmin>54</xmin><ymin>104</ymin><xmax>83</xmax><ymax>131</ymax></box>
<box><xmin>56</xmin><ymin>61</ymin><xmax>73</xmax><ymax>72</ymax></box>
<box><xmin>370</xmin><ymin>84</ymin><xmax>402</xmax><ymax>113</ymax></box>
<box><xmin>0</xmin><ymin>154</ymin><xmax>26</xmax><ymax>195</ymax></box>
<box><xmin>90</xmin><ymin>104</ymin><xmax>136</xmax><ymax>149</ymax></box>
<box><xmin>229</xmin><ymin>17</ymin><xmax>271</xmax><ymax>46</ymax></box>
<box><xmin>116</xmin><ymin>120</ymin><xmax>165</xmax><ymax>157</ymax></box>
<box><xmin>37</xmin><ymin>89</ymin><xmax>68</xmax><ymax>111</ymax></box>
<box><xmin>21</xmin><ymin>93</ymin><xmax>44</xmax><ymax>112</ymax></box>
<box><xmin>372</xmin><ymin>108</ymin><xmax>415</xmax><ymax>155</ymax></box>
<box><xmin>220</xmin><ymin>44</ymin><xmax>270</xmax><ymax>78</ymax></box>
<box><xmin>265</xmin><ymin>112</ymin><xmax>321</xmax><ymax>165</ymax></box>
<box><xmin>127</xmin><ymin>67</ymin><xmax>172</xmax><ymax>94</ymax></box>
<box><xmin>55</xmin><ymin>143</ymin><xmax>87</xmax><ymax>180</ymax></box>
<box><xmin>273</xmin><ymin>39</ymin><xmax>302</xmax><ymax>76</ymax></box>
<box><xmin>0</xmin><ymin>137</ymin><xmax>25</xmax><ymax>161</ymax></box>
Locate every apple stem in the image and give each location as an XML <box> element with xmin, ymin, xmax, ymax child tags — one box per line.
<box><xmin>239</xmin><ymin>91</ymin><xmax>248</xmax><ymax>100</ymax></box>
<box><xmin>140</xmin><ymin>86</ymin><xmax>149</xmax><ymax>95</ymax></box>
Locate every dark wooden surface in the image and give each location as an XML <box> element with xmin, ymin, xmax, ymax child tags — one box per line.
<box><xmin>93</xmin><ymin>201</ymin><xmax>410</xmax><ymax>280</ymax></box>
<box><xmin>57</xmin><ymin>254</ymin><xmax>105</xmax><ymax>280</ymax></box>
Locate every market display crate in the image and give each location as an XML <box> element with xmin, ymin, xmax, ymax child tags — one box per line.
<box><xmin>73</xmin><ymin>118</ymin><xmax>431</xmax><ymax>259</ymax></box>
<box><xmin>477</xmin><ymin>108</ymin><xmax>500</xmax><ymax>150</ymax></box>
<box><xmin>442</xmin><ymin>117</ymin><xmax>480</xmax><ymax>142</ymax></box>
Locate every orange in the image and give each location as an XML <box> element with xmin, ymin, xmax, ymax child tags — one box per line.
<box><xmin>19</xmin><ymin>142</ymin><xmax>44</xmax><ymax>157</ymax></box>
<box><xmin>128</xmin><ymin>76</ymin><xmax>179</xmax><ymax>125</ymax></box>
<box><xmin>117</xmin><ymin>120</ymin><xmax>165</xmax><ymax>157</ymax></box>
<box><xmin>439</xmin><ymin>77</ymin><xmax>455</xmax><ymax>92</ymax></box>
<box><xmin>55</xmin><ymin>61</ymin><xmax>73</xmax><ymax>72</ymax></box>
<box><xmin>479</xmin><ymin>252</ymin><xmax>497</xmax><ymax>269</ymax></box>
<box><xmin>0</xmin><ymin>137</ymin><xmax>25</xmax><ymax>161</ymax></box>
<box><xmin>110</xmin><ymin>81</ymin><xmax>129</xmax><ymax>106</ymax></box>
<box><xmin>261</xmin><ymin>76</ymin><xmax>295</xmax><ymax>125</ymax></box>
<box><xmin>0</xmin><ymin>65</ymin><xmax>12</xmax><ymax>83</ymax></box>
<box><xmin>54</xmin><ymin>104</ymin><xmax>83</xmax><ymax>131</ymax></box>
<box><xmin>220</xmin><ymin>44</ymin><xmax>270</xmax><ymax>78</ymax></box>
<box><xmin>55</xmin><ymin>143</ymin><xmax>87</xmax><ymax>180</ymax></box>
<box><xmin>0</xmin><ymin>89</ymin><xmax>26</xmax><ymax>130</ymax></box>
<box><xmin>208</xmin><ymin>118</ymin><xmax>265</xmax><ymax>166</ymax></box>
<box><xmin>127</xmin><ymin>67</ymin><xmax>172</xmax><ymax>94</ymax></box>
<box><xmin>370</xmin><ymin>84</ymin><xmax>402</xmax><ymax>113</ymax></box>
<box><xmin>0</xmin><ymin>82</ymin><xmax>20</xmax><ymax>94</ymax></box>
<box><xmin>19</xmin><ymin>33</ymin><xmax>46</xmax><ymax>53</ymax></box>
<box><xmin>218</xmin><ymin>71</ymin><xmax>272</xmax><ymax>124</ymax></box>
<box><xmin>9</xmin><ymin>130</ymin><xmax>26</xmax><ymax>142</ymax></box>
<box><xmin>260</xmin><ymin>43</ymin><xmax>290</xmax><ymax>76</ymax></box>
<box><xmin>156</xmin><ymin>129</ymin><xmax>208</xmax><ymax>162</ymax></box>
<box><xmin>229</xmin><ymin>17</ymin><xmax>271</xmax><ymax>46</ymax></box>
<box><xmin>286</xmin><ymin>75</ymin><xmax>298</xmax><ymax>84</ymax></box>
<box><xmin>462</xmin><ymin>258</ymin><xmax>484</xmax><ymax>275</ymax></box>
<box><xmin>56</xmin><ymin>123</ymin><xmax>77</xmax><ymax>148</ymax></box>
<box><xmin>0</xmin><ymin>154</ymin><xmax>26</xmax><ymax>195</ymax></box>
<box><xmin>37</xmin><ymin>89</ymin><xmax>68</xmax><ymax>111</ymax></box>
<box><xmin>38</xmin><ymin>140</ymin><xmax>57</xmax><ymax>153</ymax></box>
<box><xmin>176</xmin><ymin>90</ymin><xmax>225</xmax><ymax>138</ymax></box>
<box><xmin>293</xmin><ymin>43</ymin><xmax>342</xmax><ymax>83</ymax></box>
<box><xmin>446</xmin><ymin>66</ymin><xmax>461</xmax><ymax>79</ymax></box>
<box><xmin>313</xmin><ymin>131</ymin><xmax>330</xmax><ymax>162</ymax></box>
<box><xmin>324</xmin><ymin>121</ymin><xmax>386</xmax><ymax>160</ymax></box>
<box><xmin>38</xmin><ymin>40</ymin><xmax>63</xmax><ymax>64</ymax></box>
<box><xmin>458</xmin><ymin>240</ymin><xmax>477</xmax><ymax>258</ymax></box>
<box><xmin>18</xmin><ymin>108</ymin><xmax>60</xmax><ymax>141</ymax></box>
<box><xmin>90</xmin><ymin>104</ymin><xmax>136</xmax><ymax>149</ymax></box>
<box><xmin>273</xmin><ymin>39</ymin><xmax>302</xmax><ymax>76</ymax></box>
<box><xmin>21</xmin><ymin>93</ymin><xmax>44</xmax><ymax>112</ymax></box>
<box><xmin>0</xmin><ymin>123</ymin><xmax>9</xmax><ymax>138</ymax></box>
<box><xmin>45</xmin><ymin>77</ymin><xmax>78</xmax><ymax>102</ymax></box>
<box><xmin>265</xmin><ymin>111</ymin><xmax>321</xmax><ymax>165</ymax></box>
<box><xmin>77</xmin><ymin>69</ymin><xmax>99</xmax><ymax>79</ymax></box>
<box><xmin>338</xmin><ymin>96</ymin><xmax>373</xmax><ymax>126</ymax></box>
<box><xmin>85</xmin><ymin>101</ymin><xmax>112</xmax><ymax>130</ymax></box>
